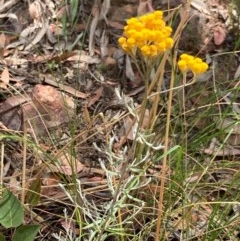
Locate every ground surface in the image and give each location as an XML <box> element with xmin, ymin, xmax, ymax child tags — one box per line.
<box><xmin>1</xmin><ymin>0</ymin><xmax>240</xmax><ymax>240</ymax></box>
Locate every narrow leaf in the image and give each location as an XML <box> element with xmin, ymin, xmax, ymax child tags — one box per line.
<box><xmin>1</xmin><ymin>67</ymin><xmax>9</xmax><ymax>85</ymax></box>
<box><xmin>25</xmin><ymin>178</ymin><xmax>41</xmax><ymax>206</ymax></box>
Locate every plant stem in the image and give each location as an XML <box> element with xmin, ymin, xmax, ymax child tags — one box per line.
<box><xmin>133</xmin><ymin>65</ymin><xmax>151</xmax><ymax>158</ymax></box>
<box><xmin>155</xmin><ymin>52</ymin><xmax>177</xmax><ymax>240</ymax></box>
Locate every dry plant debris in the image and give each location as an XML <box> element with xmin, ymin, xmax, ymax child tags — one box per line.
<box><xmin>0</xmin><ymin>84</ymin><xmax>74</xmax><ymax>135</ymax></box>
<box><xmin>0</xmin><ymin>0</ymin><xmax>240</xmax><ymax>240</ymax></box>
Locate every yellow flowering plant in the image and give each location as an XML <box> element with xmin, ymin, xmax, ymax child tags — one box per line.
<box><xmin>177</xmin><ymin>53</ymin><xmax>208</xmax><ymax>76</ymax></box>
<box><xmin>118</xmin><ymin>10</ymin><xmax>174</xmax><ymax>133</ymax></box>
<box><xmin>118</xmin><ymin>10</ymin><xmax>174</xmax><ymax>60</ymax></box>
<box><xmin>117</xmin><ymin>7</ymin><xmax>210</xmax><ymax>240</ymax></box>
<box><xmin>118</xmin><ymin>11</ymin><xmax>176</xmax><ymax>239</ymax></box>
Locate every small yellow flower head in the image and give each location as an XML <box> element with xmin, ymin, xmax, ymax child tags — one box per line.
<box><xmin>157</xmin><ymin>42</ymin><xmax>166</xmax><ymax>52</ymax></box>
<box><xmin>118</xmin><ymin>37</ymin><xmax>126</xmax><ymax>45</ymax></box>
<box><xmin>177</xmin><ymin>60</ymin><xmax>188</xmax><ymax>72</ymax></box>
<box><xmin>201</xmin><ymin>62</ymin><xmax>209</xmax><ymax>72</ymax></box>
<box><xmin>178</xmin><ymin>54</ymin><xmax>209</xmax><ymax>75</ymax></box>
<box><xmin>118</xmin><ymin>10</ymin><xmax>174</xmax><ymax>59</ymax></box>
<box><xmin>118</xmin><ymin>37</ymin><xmax>131</xmax><ymax>53</ymax></box>
<box><xmin>165</xmin><ymin>38</ymin><xmax>174</xmax><ymax>49</ymax></box>
<box><xmin>127</xmin><ymin>38</ymin><xmax>136</xmax><ymax>48</ymax></box>
<box><xmin>150</xmin><ymin>45</ymin><xmax>158</xmax><ymax>56</ymax></box>
<box><xmin>180</xmin><ymin>54</ymin><xmax>194</xmax><ymax>62</ymax></box>
<box><xmin>141</xmin><ymin>45</ymin><xmax>151</xmax><ymax>56</ymax></box>
<box><xmin>154</xmin><ymin>10</ymin><xmax>163</xmax><ymax>18</ymax></box>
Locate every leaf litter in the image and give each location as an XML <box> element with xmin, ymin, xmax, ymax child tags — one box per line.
<box><xmin>0</xmin><ymin>0</ymin><xmax>240</xmax><ymax>240</ymax></box>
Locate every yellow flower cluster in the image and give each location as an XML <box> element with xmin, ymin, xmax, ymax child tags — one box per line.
<box><xmin>118</xmin><ymin>11</ymin><xmax>174</xmax><ymax>58</ymax></box>
<box><xmin>178</xmin><ymin>54</ymin><xmax>209</xmax><ymax>75</ymax></box>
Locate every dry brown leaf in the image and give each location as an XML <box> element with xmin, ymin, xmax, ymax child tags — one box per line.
<box><xmin>103</xmin><ymin>56</ymin><xmax>117</xmax><ymax>67</ymax></box>
<box><xmin>87</xmin><ymin>176</ymin><xmax>103</xmax><ymax>182</ymax></box>
<box><xmin>0</xmin><ymin>0</ymin><xmax>19</xmax><ymax>14</ymax></box>
<box><xmin>108</xmin><ymin>20</ymin><xmax>124</xmax><ymax>30</ymax></box>
<box><xmin>125</xmin><ymin>55</ymin><xmax>136</xmax><ymax>82</ymax></box>
<box><xmin>100</xmin><ymin>30</ymin><xmax>109</xmax><ymax>58</ymax></box>
<box><xmin>9</xmin><ymin>170</ymin><xmax>21</xmax><ymax>194</ymax></box>
<box><xmin>0</xmin><ymin>83</ymin><xmax>7</xmax><ymax>89</ymax></box>
<box><xmin>25</xmin><ymin>0</ymin><xmax>48</xmax><ymax>50</ymax></box>
<box><xmin>46</xmin><ymin>27</ymin><xmax>57</xmax><ymax>43</ymax></box>
<box><xmin>0</xmin><ymin>33</ymin><xmax>7</xmax><ymax>49</ymax></box>
<box><xmin>213</xmin><ymin>26</ymin><xmax>226</xmax><ymax>45</ymax></box>
<box><xmin>1</xmin><ymin>94</ymin><xmax>30</xmax><ymax>108</ymax></box>
<box><xmin>49</xmin><ymin>23</ymin><xmax>63</xmax><ymax>36</ymax></box>
<box><xmin>2</xmin><ymin>56</ymin><xmax>28</xmax><ymax>66</ymax></box>
<box><xmin>60</xmin><ymin>218</ymin><xmax>80</xmax><ymax>236</ymax></box>
<box><xmin>204</xmin><ymin>138</ymin><xmax>240</xmax><ymax>156</ymax></box>
<box><xmin>99</xmin><ymin>0</ymin><xmax>111</xmax><ymax>21</ymax></box>
<box><xmin>1</xmin><ymin>66</ymin><xmax>10</xmax><ymax>85</ymax></box>
<box><xmin>89</xmin><ymin>0</ymin><xmax>110</xmax><ymax>55</ymax></box>
<box><xmin>113</xmin><ymin>135</ymin><xmax>127</xmax><ymax>152</ymax></box>
<box><xmin>42</xmin><ymin>173</ymin><xmax>59</xmax><ymax>186</ymax></box>
<box><xmin>29</xmin><ymin>84</ymin><xmax>75</xmax><ymax>125</ymax></box>
<box><xmin>0</xmin><ymin>84</ymin><xmax>75</xmax><ymax>134</ymax></box>
<box><xmin>127</xmin><ymin>86</ymin><xmax>145</xmax><ymax>97</ymax></box>
<box><xmin>87</xmin><ymin>86</ymin><xmax>103</xmax><ymax>107</ymax></box>
<box><xmin>43</xmin><ymin>74</ymin><xmax>88</xmax><ymax>99</ymax></box>
<box><xmin>137</xmin><ymin>0</ymin><xmax>154</xmax><ymax>16</ymax></box>
<box><xmin>0</xmin><ymin>94</ymin><xmax>26</xmax><ymax>131</ymax></box>
<box><xmin>139</xmin><ymin>107</ymin><xmax>150</xmax><ymax>129</ymax></box>
<box><xmin>25</xmin><ymin>20</ymin><xmax>48</xmax><ymax>50</ymax></box>
<box><xmin>234</xmin><ymin>64</ymin><xmax>240</xmax><ymax>79</ymax></box>
<box><xmin>204</xmin><ymin>145</ymin><xmax>240</xmax><ymax>156</ymax></box>
<box><xmin>56</xmin><ymin>5</ymin><xmax>71</xmax><ymax>19</ymax></box>
<box><xmin>83</xmin><ymin>103</ymin><xmax>91</xmax><ymax>124</ymax></box>
<box><xmin>29</xmin><ymin>1</ymin><xmax>42</xmax><ymax>20</ymax></box>
<box><xmin>41</xmin><ymin>185</ymin><xmax>65</xmax><ymax>198</ymax></box>
<box><xmin>66</xmin><ymin>50</ymin><xmax>100</xmax><ymax>64</ymax></box>
<box><xmin>41</xmin><ymin>172</ymin><xmax>66</xmax><ymax>198</ymax></box>
<box><xmin>2</xmin><ymin>160</ymin><xmax>11</xmax><ymax>177</ymax></box>
<box><xmin>110</xmin><ymin>4</ymin><xmax>137</xmax><ymax>23</ymax></box>
<box><xmin>55</xmin><ymin>153</ymin><xmax>85</xmax><ymax>175</ymax></box>
<box><xmin>0</xmin><ymin>95</ymin><xmax>28</xmax><ymax>130</ymax></box>
<box><xmin>0</xmin><ymin>33</ymin><xmax>7</xmax><ymax>58</ymax></box>
<box><xmin>123</xmin><ymin>115</ymin><xmax>136</xmax><ymax>141</ymax></box>
<box><xmin>31</xmin><ymin>51</ymin><xmax>76</xmax><ymax>63</ymax></box>
<box><xmin>89</xmin><ymin>9</ymin><xmax>99</xmax><ymax>55</ymax></box>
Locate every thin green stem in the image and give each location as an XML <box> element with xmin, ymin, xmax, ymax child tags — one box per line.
<box><xmin>133</xmin><ymin>64</ymin><xmax>151</xmax><ymax>158</ymax></box>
